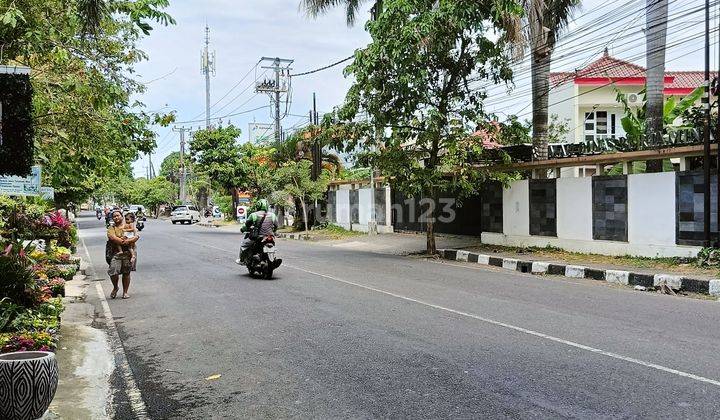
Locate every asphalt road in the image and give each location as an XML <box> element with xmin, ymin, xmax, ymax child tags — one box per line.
<box><xmin>77</xmin><ymin>213</ymin><xmax>720</xmax><ymax>419</ymax></box>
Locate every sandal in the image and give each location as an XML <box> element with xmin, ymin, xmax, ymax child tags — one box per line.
<box><xmin>122</xmin><ymin>294</ymin><xmax>130</xmax><ymax>299</ymax></box>
<box><xmin>110</xmin><ymin>289</ymin><xmax>118</xmax><ymax>299</ymax></box>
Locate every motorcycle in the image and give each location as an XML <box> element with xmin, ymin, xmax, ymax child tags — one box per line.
<box><xmin>96</xmin><ymin>210</ymin><xmax>102</xmax><ymax>220</ymax></box>
<box><xmin>135</xmin><ymin>213</ymin><xmax>146</xmax><ymax>231</ymax></box>
<box><xmin>245</xmin><ymin>235</ymin><xmax>282</xmax><ymax>279</ymax></box>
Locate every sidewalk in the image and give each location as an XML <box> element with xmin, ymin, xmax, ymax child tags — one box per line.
<box><xmin>274</xmin><ymin>230</ymin><xmax>481</xmax><ymax>255</ymax></box>
<box><xmin>45</xmin><ymin>262</ymin><xmax>114</xmax><ymax>419</ymax></box>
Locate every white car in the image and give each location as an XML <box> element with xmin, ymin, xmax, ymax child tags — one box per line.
<box><xmin>171</xmin><ymin>205</ymin><xmax>200</xmax><ymax>224</ymax></box>
<box><xmin>128</xmin><ymin>204</ymin><xmax>146</xmax><ymax>215</ymax></box>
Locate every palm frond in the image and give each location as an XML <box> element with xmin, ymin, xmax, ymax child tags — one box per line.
<box><xmin>299</xmin><ymin>0</ymin><xmax>370</xmax><ymax>26</ymax></box>
<box><xmin>77</xmin><ymin>0</ymin><xmax>108</xmax><ymax>35</ymax></box>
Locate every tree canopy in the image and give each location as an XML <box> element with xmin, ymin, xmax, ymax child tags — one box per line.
<box><xmin>323</xmin><ymin>0</ymin><xmax>518</xmax><ymax>252</ymax></box>
<box><xmin>0</xmin><ymin>0</ymin><xmax>174</xmax><ymax>204</ymax></box>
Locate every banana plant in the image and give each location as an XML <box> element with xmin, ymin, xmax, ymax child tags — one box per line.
<box><xmin>614</xmin><ymin>86</ymin><xmax>704</xmax><ymax>148</ymax></box>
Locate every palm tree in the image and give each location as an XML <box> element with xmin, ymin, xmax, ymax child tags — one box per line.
<box><xmin>504</xmin><ymin>0</ymin><xmax>580</xmax><ymax>163</ymax></box>
<box><xmin>644</xmin><ymin>0</ymin><xmax>668</xmax><ymax>172</ymax></box>
<box><xmin>300</xmin><ymin>0</ymin><xmax>381</xmax><ymax>25</ymax></box>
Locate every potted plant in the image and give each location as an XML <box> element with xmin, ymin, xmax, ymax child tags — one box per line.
<box><xmin>0</xmin><ymin>351</ymin><xmax>59</xmax><ymax>420</ymax></box>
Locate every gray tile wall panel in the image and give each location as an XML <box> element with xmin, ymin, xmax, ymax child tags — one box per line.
<box><xmin>592</xmin><ymin>175</ymin><xmax>628</xmax><ymax>241</ymax></box>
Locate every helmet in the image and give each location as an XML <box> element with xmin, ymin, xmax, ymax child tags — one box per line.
<box><xmin>255</xmin><ymin>199</ymin><xmax>269</xmax><ymax>212</ymax></box>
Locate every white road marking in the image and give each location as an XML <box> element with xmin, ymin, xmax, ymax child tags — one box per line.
<box><xmin>178</xmin><ymin>233</ymin><xmax>720</xmax><ymax>388</ymax></box>
<box><xmin>79</xmin><ymin>230</ymin><xmax>150</xmax><ymax>419</ymax></box>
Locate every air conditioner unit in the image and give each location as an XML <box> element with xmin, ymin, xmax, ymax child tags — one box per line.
<box><xmin>626</xmin><ymin>93</ymin><xmax>642</xmax><ymax>105</ymax></box>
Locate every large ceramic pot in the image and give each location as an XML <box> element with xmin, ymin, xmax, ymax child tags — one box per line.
<box><xmin>0</xmin><ymin>351</ymin><xmax>59</xmax><ymax>420</ymax></box>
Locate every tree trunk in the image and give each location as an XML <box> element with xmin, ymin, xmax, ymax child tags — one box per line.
<box><xmin>300</xmin><ymin>198</ymin><xmax>309</xmax><ymax>233</ymax></box>
<box><xmin>645</xmin><ymin>0</ymin><xmax>668</xmax><ymax>172</ymax></box>
<box><xmin>531</xmin><ymin>49</ymin><xmax>551</xmax><ymax>165</ymax></box>
<box><xmin>230</xmin><ymin>187</ymin><xmax>239</xmax><ymax>221</ymax></box>
<box><xmin>425</xmin><ymin>191</ymin><xmax>438</xmax><ymax>255</ymax></box>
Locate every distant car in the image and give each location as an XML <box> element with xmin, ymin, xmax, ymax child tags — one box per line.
<box><xmin>128</xmin><ymin>205</ymin><xmax>146</xmax><ymax>215</ymax></box>
<box><xmin>171</xmin><ymin>205</ymin><xmax>200</xmax><ymax>225</ymax></box>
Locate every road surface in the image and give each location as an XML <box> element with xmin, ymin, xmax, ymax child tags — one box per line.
<box><xmin>77</xmin><ymin>214</ymin><xmax>720</xmax><ymax>419</ymax></box>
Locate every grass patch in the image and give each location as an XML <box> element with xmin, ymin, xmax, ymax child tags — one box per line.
<box><xmin>280</xmin><ymin>223</ymin><xmax>364</xmax><ymax>240</ymax></box>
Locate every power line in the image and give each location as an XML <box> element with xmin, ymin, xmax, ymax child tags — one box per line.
<box><xmin>174</xmin><ymin>104</ymin><xmax>271</xmax><ymax>125</ymax></box>
<box><xmin>290</xmin><ymin>55</ymin><xmax>354</xmax><ymax>77</ymax></box>
<box><xmin>470</xmin><ymin>0</ymin><xmax>702</xmax><ymax>93</ymax></box>
<box><xmin>514</xmin><ymin>40</ymin><xmax>717</xmax><ymax>120</ymax></box>
<box><xmin>481</xmin><ymin>15</ymin><xmax>717</xmax><ymax>110</ymax></box>
<box><xmin>210</xmin><ymin>68</ymin><xmax>268</xmax><ymax>117</ymax></box>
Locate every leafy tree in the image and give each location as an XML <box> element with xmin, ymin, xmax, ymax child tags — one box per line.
<box><xmin>274</xmin><ymin>128</ymin><xmax>343</xmax><ymax>176</ymax></box>
<box><xmin>159</xmin><ymin>151</ymin><xmax>181</xmax><ymax>182</ymax></box>
<box><xmin>131</xmin><ymin>177</ymin><xmax>177</xmax><ymax>216</ymax></box>
<box><xmin>275</xmin><ymin>160</ymin><xmax>329</xmax><ymax>232</ymax></box>
<box><xmin>0</xmin><ymin>0</ymin><xmax>174</xmax><ymax>205</ymax></box>
<box><xmin>190</xmin><ymin>126</ymin><xmax>243</xmax><ymax>196</ymax></box>
<box><xmin>190</xmin><ymin>127</ymin><xmax>278</xmax><ymax>211</ymax></box>
<box><xmin>326</xmin><ymin>0</ymin><xmax>517</xmax><ymax>253</ymax></box>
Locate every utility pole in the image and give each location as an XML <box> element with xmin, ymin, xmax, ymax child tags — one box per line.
<box><xmin>704</xmin><ymin>0</ymin><xmax>712</xmax><ymax>246</ymax></box>
<box><xmin>173</xmin><ymin>127</ymin><xmax>192</xmax><ymax>203</ymax></box>
<box><xmin>717</xmin><ymin>5</ymin><xmax>720</xmax><ymax>247</ymax></box>
<box><xmin>256</xmin><ymin>57</ymin><xmax>293</xmax><ymax>143</ymax></box>
<box><xmin>201</xmin><ymin>25</ymin><xmax>216</xmax><ymax>129</ymax></box>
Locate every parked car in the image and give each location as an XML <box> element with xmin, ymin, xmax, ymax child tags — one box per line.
<box><xmin>171</xmin><ymin>205</ymin><xmax>201</xmax><ymax>225</ymax></box>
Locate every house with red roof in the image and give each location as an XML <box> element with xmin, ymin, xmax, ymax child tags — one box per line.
<box><xmin>548</xmin><ymin>49</ymin><xmax>712</xmax><ymax>147</ymax></box>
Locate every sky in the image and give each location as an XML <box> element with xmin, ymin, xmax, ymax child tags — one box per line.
<box><xmin>131</xmin><ymin>0</ymin><xmax>718</xmax><ymax>178</ymax></box>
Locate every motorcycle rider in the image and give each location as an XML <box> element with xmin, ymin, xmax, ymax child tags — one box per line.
<box><xmin>236</xmin><ymin>199</ymin><xmax>280</xmax><ymax>266</ymax></box>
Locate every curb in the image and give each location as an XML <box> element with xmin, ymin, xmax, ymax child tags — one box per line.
<box><xmin>197</xmin><ymin>222</ymin><xmax>220</xmax><ymax>229</ymax></box>
<box><xmin>276</xmin><ymin>232</ymin><xmax>312</xmax><ymax>241</ymax></box>
<box><xmin>438</xmin><ymin>249</ymin><xmax>720</xmax><ymax>297</ymax></box>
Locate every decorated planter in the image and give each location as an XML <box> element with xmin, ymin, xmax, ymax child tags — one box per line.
<box><xmin>0</xmin><ymin>351</ymin><xmax>59</xmax><ymax>420</ymax></box>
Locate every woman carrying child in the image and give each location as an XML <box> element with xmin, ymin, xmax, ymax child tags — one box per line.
<box><xmin>106</xmin><ymin>210</ymin><xmax>140</xmax><ymax>299</ymax></box>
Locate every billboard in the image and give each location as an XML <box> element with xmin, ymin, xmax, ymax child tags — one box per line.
<box><xmin>0</xmin><ymin>165</ymin><xmax>41</xmax><ymax>196</ymax></box>
<box><xmin>248</xmin><ymin>123</ymin><xmax>274</xmax><ymax>144</ymax></box>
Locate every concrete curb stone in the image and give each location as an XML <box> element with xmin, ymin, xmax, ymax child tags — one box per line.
<box><xmin>531</xmin><ymin>262</ymin><xmax>550</xmax><ymax>274</ymax></box>
<box><xmin>710</xmin><ymin>280</ymin><xmax>720</xmax><ymax>296</ymax></box>
<box><xmin>653</xmin><ymin>274</ymin><xmax>683</xmax><ymax>290</ymax></box>
<box><xmin>276</xmin><ymin>232</ymin><xmax>311</xmax><ymax>241</ymax></box>
<box><xmin>565</xmin><ymin>265</ymin><xmax>586</xmax><ymax>278</ymax></box>
<box><xmin>606</xmin><ymin>270</ymin><xmax>630</xmax><ymax>285</ymax></box>
<box><xmin>436</xmin><ymin>249</ymin><xmax>713</xmax><ymax>297</ymax></box>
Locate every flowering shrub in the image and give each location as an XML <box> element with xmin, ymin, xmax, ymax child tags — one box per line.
<box><xmin>0</xmin><ymin>199</ymin><xmax>73</xmax><ymax>354</ymax></box>
<box><xmin>47</xmin><ymin>278</ymin><xmax>65</xmax><ymax>297</ymax></box>
<box><xmin>0</xmin><ymin>331</ymin><xmax>57</xmax><ymax>353</ymax></box>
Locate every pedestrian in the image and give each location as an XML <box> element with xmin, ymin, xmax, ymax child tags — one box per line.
<box><xmin>106</xmin><ymin>210</ymin><xmax>139</xmax><ymax>299</ymax></box>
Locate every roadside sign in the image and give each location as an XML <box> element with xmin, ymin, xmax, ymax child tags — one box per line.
<box><xmin>40</xmin><ymin>186</ymin><xmax>54</xmax><ymax>201</ymax></box>
<box><xmin>0</xmin><ymin>166</ymin><xmax>41</xmax><ymax>196</ymax></box>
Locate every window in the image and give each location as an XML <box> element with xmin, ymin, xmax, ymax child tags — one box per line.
<box><xmin>584</xmin><ymin>110</ymin><xmax>617</xmax><ymax>142</ymax></box>
<box><xmin>596</xmin><ymin>111</ymin><xmax>607</xmax><ymax>135</ymax></box>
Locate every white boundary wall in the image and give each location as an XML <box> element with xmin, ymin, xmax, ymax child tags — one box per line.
<box><xmin>335</xmin><ymin>189</ymin><xmax>350</xmax><ymax>229</ymax></box>
<box><xmin>483</xmin><ymin>173</ymin><xmax>701</xmax><ymax>258</ymax></box>
<box><xmin>328</xmin><ymin>185</ymin><xmax>393</xmax><ymax>233</ymax></box>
